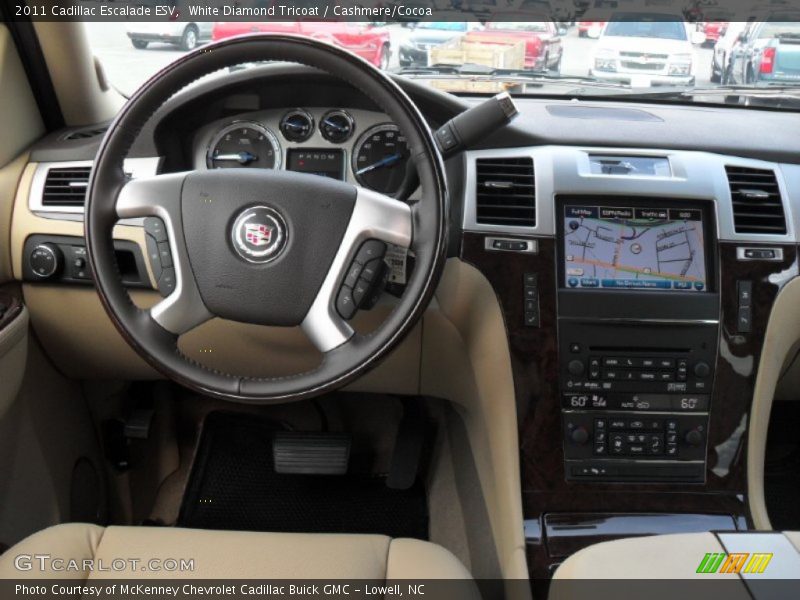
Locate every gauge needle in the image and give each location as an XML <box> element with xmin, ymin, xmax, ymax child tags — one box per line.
<box><xmin>356</xmin><ymin>153</ymin><xmax>402</xmax><ymax>176</ymax></box>
<box><xmin>213</xmin><ymin>151</ymin><xmax>258</xmax><ymax>164</ymax></box>
<box><xmin>323</xmin><ymin>119</ymin><xmax>349</xmax><ymax>132</ymax></box>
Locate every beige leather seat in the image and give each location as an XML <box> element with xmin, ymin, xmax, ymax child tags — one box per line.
<box><xmin>0</xmin><ymin>524</ymin><xmax>476</xmax><ymax>589</ymax></box>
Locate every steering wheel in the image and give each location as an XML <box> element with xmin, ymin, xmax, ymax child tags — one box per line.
<box><xmin>85</xmin><ymin>35</ymin><xmax>448</xmax><ymax>403</ymax></box>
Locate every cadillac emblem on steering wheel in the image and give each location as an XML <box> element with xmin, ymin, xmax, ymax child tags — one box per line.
<box><xmin>231</xmin><ymin>205</ymin><xmax>287</xmax><ymax>263</ymax></box>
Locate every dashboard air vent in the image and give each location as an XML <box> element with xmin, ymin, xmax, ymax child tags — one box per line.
<box><xmin>63</xmin><ymin>126</ymin><xmax>107</xmax><ymax>140</ymax></box>
<box><xmin>726</xmin><ymin>166</ymin><xmax>786</xmax><ymax>234</ymax></box>
<box><xmin>42</xmin><ymin>166</ymin><xmax>92</xmax><ymax>206</ymax></box>
<box><xmin>475</xmin><ymin>157</ymin><xmax>535</xmax><ymax>227</ymax></box>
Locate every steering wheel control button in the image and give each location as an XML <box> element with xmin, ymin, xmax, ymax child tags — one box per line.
<box><xmin>360</xmin><ymin>258</ymin><xmax>385</xmax><ymax>283</ymax></box>
<box><xmin>355</xmin><ymin>240</ymin><xmax>387</xmax><ymax>264</ymax></box>
<box><xmin>158</xmin><ymin>268</ymin><xmax>176</xmax><ymax>296</ymax></box>
<box><xmin>231</xmin><ymin>205</ymin><xmax>288</xmax><ymax>264</ymax></box>
<box><xmin>144</xmin><ymin>217</ymin><xmax>168</xmax><ymax>242</ymax></box>
<box><xmin>336</xmin><ymin>286</ymin><xmax>357</xmax><ymax>320</ymax></box>
<box><xmin>344</xmin><ymin>263</ymin><xmax>363</xmax><ymax>288</ymax></box>
<box><xmin>144</xmin><ymin>217</ymin><xmax>171</xmax><ymax>286</ymax></box>
<box><xmin>353</xmin><ymin>278</ymin><xmax>372</xmax><ymax>306</ymax></box>
<box><xmin>157</xmin><ymin>242</ymin><xmax>173</xmax><ymax>268</ymax></box>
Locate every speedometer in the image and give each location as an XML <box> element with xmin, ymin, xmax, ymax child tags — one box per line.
<box><xmin>352</xmin><ymin>124</ymin><xmax>410</xmax><ymax>195</ymax></box>
<box><xmin>206</xmin><ymin>122</ymin><xmax>281</xmax><ymax>170</ymax></box>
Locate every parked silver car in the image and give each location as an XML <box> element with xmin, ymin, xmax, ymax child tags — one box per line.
<box><xmin>126</xmin><ymin>21</ymin><xmax>213</xmax><ymax>51</ymax></box>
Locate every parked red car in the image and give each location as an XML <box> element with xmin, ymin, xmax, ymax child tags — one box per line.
<box><xmin>469</xmin><ymin>15</ymin><xmax>564</xmax><ymax>73</ymax></box>
<box><xmin>212</xmin><ymin>21</ymin><xmax>391</xmax><ymax>69</ymax></box>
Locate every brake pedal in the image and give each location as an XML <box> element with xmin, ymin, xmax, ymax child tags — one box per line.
<box><xmin>272</xmin><ymin>432</ymin><xmax>351</xmax><ymax>475</ymax></box>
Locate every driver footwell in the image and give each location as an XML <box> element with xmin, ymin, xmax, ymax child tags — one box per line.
<box><xmin>177</xmin><ymin>411</ymin><xmax>429</xmax><ymax>539</ymax></box>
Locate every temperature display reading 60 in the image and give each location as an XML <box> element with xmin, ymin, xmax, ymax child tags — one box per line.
<box><xmin>352</xmin><ymin>124</ymin><xmax>410</xmax><ymax>195</ymax></box>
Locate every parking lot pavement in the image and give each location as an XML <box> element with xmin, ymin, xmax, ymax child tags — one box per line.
<box><xmin>87</xmin><ymin>22</ymin><xmax>713</xmax><ymax>96</ymax></box>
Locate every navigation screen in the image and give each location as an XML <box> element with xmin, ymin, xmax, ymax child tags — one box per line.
<box><xmin>562</xmin><ymin>204</ymin><xmax>708</xmax><ymax>292</ymax></box>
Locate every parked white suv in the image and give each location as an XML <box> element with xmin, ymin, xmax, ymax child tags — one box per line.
<box><xmin>590</xmin><ymin>13</ymin><xmax>706</xmax><ymax>86</ymax></box>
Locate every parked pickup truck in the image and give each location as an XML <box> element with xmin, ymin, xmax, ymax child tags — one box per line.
<box><xmin>467</xmin><ymin>14</ymin><xmax>564</xmax><ymax>73</ymax></box>
<box><xmin>212</xmin><ymin>21</ymin><xmax>391</xmax><ymax>69</ymax></box>
<box><xmin>729</xmin><ymin>17</ymin><xmax>800</xmax><ymax>85</ymax></box>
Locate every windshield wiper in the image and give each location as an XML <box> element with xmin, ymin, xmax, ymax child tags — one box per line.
<box><xmin>394</xmin><ymin>64</ymin><xmax>629</xmax><ymax>89</ymax></box>
<box><xmin>615</xmin><ymin>84</ymin><xmax>800</xmax><ymax>102</ymax></box>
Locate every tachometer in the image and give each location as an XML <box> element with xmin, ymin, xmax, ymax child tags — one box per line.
<box><xmin>352</xmin><ymin>124</ymin><xmax>410</xmax><ymax>195</ymax></box>
<box><xmin>206</xmin><ymin>122</ymin><xmax>281</xmax><ymax>169</ymax></box>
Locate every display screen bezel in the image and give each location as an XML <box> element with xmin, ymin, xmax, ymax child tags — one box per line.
<box><xmin>556</xmin><ymin>196</ymin><xmax>717</xmax><ymax>294</ymax></box>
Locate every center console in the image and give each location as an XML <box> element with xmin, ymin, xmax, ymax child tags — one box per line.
<box><xmin>556</xmin><ymin>196</ymin><xmax>719</xmax><ymax>483</ymax></box>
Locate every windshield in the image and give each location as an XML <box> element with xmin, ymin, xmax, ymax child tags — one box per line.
<box><xmin>603</xmin><ymin>16</ymin><xmax>688</xmax><ymax>40</ymax></box>
<box><xmin>85</xmin><ymin>13</ymin><xmax>800</xmax><ymax>111</ymax></box>
<box><xmin>760</xmin><ymin>21</ymin><xmax>800</xmax><ymax>38</ymax></box>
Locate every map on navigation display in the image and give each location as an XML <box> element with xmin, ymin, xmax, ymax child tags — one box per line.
<box><xmin>562</xmin><ymin>205</ymin><xmax>708</xmax><ymax>292</ymax></box>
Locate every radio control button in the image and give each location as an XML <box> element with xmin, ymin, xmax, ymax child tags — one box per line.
<box><xmin>638</xmin><ymin>371</ymin><xmax>656</xmax><ymax>381</ymax></box>
<box><xmin>603</xmin><ymin>357</ymin><xmax>621</xmax><ymax>367</ymax></box>
<box><xmin>568</xmin><ymin>360</ymin><xmax>585</xmax><ymax>376</ymax></box>
<box><xmin>694</xmin><ymin>362</ymin><xmax>711</xmax><ymax>378</ymax></box>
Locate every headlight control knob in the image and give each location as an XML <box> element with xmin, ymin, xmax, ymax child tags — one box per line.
<box><xmin>29</xmin><ymin>243</ymin><xmax>62</xmax><ymax>279</ymax></box>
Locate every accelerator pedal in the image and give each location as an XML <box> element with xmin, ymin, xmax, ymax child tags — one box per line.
<box><xmin>272</xmin><ymin>432</ymin><xmax>351</xmax><ymax>475</ymax></box>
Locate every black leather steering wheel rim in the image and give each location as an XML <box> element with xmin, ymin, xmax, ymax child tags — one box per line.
<box><xmin>85</xmin><ymin>35</ymin><xmax>448</xmax><ymax>403</ymax></box>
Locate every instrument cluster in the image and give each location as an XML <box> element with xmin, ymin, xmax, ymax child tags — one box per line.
<box><xmin>198</xmin><ymin>107</ymin><xmax>411</xmax><ymax>196</ymax></box>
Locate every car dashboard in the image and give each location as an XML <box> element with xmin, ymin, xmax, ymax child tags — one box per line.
<box><xmin>14</xmin><ymin>63</ymin><xmax>800</xmax><ymax>581</ymax></box>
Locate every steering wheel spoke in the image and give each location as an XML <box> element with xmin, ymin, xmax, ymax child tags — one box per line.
<box><xmin>302</xmin><ymin>187</ymin><xmax>412</xmax><ymax>354</ymax></box>
<box><xmin>116</xmin><ymin>173</ymin><xmax>213</xmax><ymax>334</ymax></box>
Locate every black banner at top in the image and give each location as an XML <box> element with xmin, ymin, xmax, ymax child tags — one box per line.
<box><xmin>4</xmin><ymin>0</ymin><xmax>800</xmax><ymax>23</ymax></box>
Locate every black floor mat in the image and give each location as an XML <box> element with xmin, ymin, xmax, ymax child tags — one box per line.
<box><xmin>765</xmin><ymin>402</ymin><xmax>800</xmax><ymax>531</ymax></box>
<box><xmin>178</xmin><ymin>412</ymin><xmax>429</xmax><ymax>539</ymax></box>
